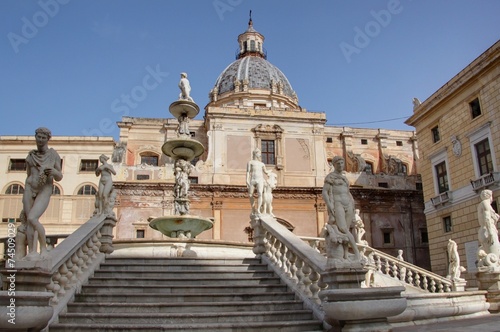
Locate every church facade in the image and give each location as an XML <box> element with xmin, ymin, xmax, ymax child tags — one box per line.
<box><xmin>0</xmin><ymin>20</ymin><xmax>429</xmax><ymax>268</ymax></box>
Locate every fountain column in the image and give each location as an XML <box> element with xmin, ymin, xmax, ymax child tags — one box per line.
<box><xmin>149</xmin><ymin>73</ymin><xmax>213</xmax><ymax>240</ymax></box>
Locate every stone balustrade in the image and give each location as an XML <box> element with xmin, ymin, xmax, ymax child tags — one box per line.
<box><xmin>251</xmin><ymin>214</ymin><xmax>327</xmax><ymax>320</ymax></box>
<box><xmin>0</xmin><ymin>214</ymin><xmax>116</xmax><ymax>331</ymax></box>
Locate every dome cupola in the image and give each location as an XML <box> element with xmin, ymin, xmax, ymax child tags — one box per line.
<box><xmin>208</xmin><ymin>14</ymin><xmax>300</xmax><ymax>111</ymax></box>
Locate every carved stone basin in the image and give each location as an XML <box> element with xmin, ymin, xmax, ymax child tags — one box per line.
<box><xmin>149</xmin><ymin>215</ymin><xmax>214</xmax><ymax>238</ymax></box>
<box><xmin>161</xmin><ymin>137</ymin><xmax>205</xmax><ymax>162</ymax></box>
<box><xmin>319</xmin><ymin>286</ymin><xmax>406</xmax><ymax>324</ymax></box>
<box><xmin>169</xmin><ymin>100</ymin><xmax>199</xmax><ymax>119</ymax></box>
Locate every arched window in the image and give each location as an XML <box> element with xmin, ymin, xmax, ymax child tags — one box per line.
<box><xmin>5</xmin><ymin>184</ymin><xmax>24</xmax><ymax>195</ymax></box>
<box><xmin>364</xmin><ymin>162</ymin><xmax>374</xmax><ymax>175</ymax></box>
<box><xmin>140</xmin><ymin>152</ymin><xmax>159</xmax><ymax>166</ymax></box>
<box><xmin>77</xmin><ymin>185</ymin><xmax>97</xmax><ymax>196</ymax></box>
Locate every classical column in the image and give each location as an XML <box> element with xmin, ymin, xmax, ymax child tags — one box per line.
<box><xmin>211</xmin><ymin>200</ymin><xmax>223</xmax><ymax>240</ymax></box>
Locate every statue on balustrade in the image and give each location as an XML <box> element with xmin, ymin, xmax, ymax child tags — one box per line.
<box><xmin>246</xmin><ymin>148</ymin><xmax>270</xmax><ymax>215</ymax></box>
<box><xmin>261</xmin><ymin>170</ymin><xmax>277</xmax><ymax>216</ymax></box>
<box><xmin>476</xmin><ymin>189</ymin><xmax>500</xmax><ymax>272</ymax></box>
<box><xmin>322</xmin><ymin>156</ymin><xmax>361</xmax><ymax>265</ymax></box>
<box><xmin>94</xmin><ymin>154</ymin><xmax>117</xmax><ymax>217</ymax></box>
<box><xmin>17</xmin><ymin>127</ymin><xmax>63</xmax><ymax>261</ymax></box>
<box><xmin>446</xmin><ymin>239</ymin><xmax>466</xmax><ymax>281</ymax></box>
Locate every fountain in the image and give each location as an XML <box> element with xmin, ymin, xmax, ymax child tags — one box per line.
<box><xmin>148</xmin><ymin>73</ymin><xmax>214</xmax><ymax>240</ymax></box>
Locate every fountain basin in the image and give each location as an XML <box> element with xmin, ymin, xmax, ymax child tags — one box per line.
<box><xmin>169</xmin><ymin>100</ymin><xmax>199</xmax><ymax>119</ymax></box>
<box><xmin>162</xmin><ymin>138</ymin><xmax>205</xmax><ymax>161</ymax></box>
<box><xmin>149</xmin><ymin>215</ymin><xmax>214</xmax><ymax>238</ymax></box>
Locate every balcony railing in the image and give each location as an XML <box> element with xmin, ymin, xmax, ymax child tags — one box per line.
<box><xmin>471</xmin><ymin>172</ymin><xmax>500</xmax><ymax>191</ymax></box>
<box><xmin>431</xmin><ymin>191</ymin><xmax>451</xmax><ymax>207</ymax></box>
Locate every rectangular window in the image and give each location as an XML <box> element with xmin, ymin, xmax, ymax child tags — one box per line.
<box><xmin>475</xmin><ymin>138</ymin><xmax>493</xmax><ymax>176</ymax></box>
<box><xmin>2</xmin><ymin>218</ymin><xmax>19</xmax><ymax>223</ymax></box>
<box><xmin>189</xmin><ymin>177</ymin><xmax>198</xmax><ymax>184</ymax></box>
<box><xmin>420</xmin><ymin>230</ymin><xmax>429</xmax><ymax>244</ymax></box>
<box><xmin>443</xmin><ymin>216</ymin><xmax>452</xmax><ymax>233</ymax></box>
<box><xmin>382</xmin><ymin>229</ymin><xmax>394</xmax><ymax>246</ymax></box>
<box><xmin>396</xmin><ymin>141</ymin><xmax>403</xmax><ymax>146</ymax></box>
<box><xmin>141</xmin><ymin>155</ymin><xmax>158</xmax><ymax>166</ymax></box>
<box><xmin>470</xmin><ymin>98</ymin><xmax>481</xmax><ymax>119</ymax></box>
<box><xmin>261</xmin><ymin>140</ymin><xmax>275</xmax><ymax>165</ymax></box>
<box><xmin>80</xmin><ymin>159</ymin><xmax>98</xmax><ymax>172</ymax></box>
<box><xmin>431</xmin><ymin>126</ymin><xmax>440</xmax><ymax>143</ymax></box>
<box><xmin>136</xmin><ymin>230</ymin><xmax>145</xmax><ymax>238</ymax></box>
<box><xmin>435</xmin><ymin>161</ymin><xmax>449</xmax><ymax>193</ymax></box>
<box><xmin>9</xmin><ymin>159</ymin><xmax>26</xmax><ymax>171</ymax></box>
<box><xmin>326</xmin><ymin>137</ymin><xmax>333</xmax><ymax>143</ymax></box>
<box><xmin>361</xmin><ymin>139</ymin><xmax>368</xmax><ymax>145</ymax></box>
<box><xmin>136</xmin><ymin>174</ymin><xmax>150</xmax><ymax>180</ymax></box>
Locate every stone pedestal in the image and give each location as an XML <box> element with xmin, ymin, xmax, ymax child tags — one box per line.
<box><xmin>320</xmin><ymin>267</ymin><xmax>407</xmax><ymax>332</ymax></box>
<box><xmin>0</xmin><ymin>291</ymin><xmax>54</xmax><ymax>331</ymax></box>
<box><xmin>477</xmin><ymin>271</ymin><xmax>500</xmax><ymax>312</ymax></box>
<box><xmin>99</xmin><ymin>216</ymin><xmax>117</xmax><ymax>254</ymax></box>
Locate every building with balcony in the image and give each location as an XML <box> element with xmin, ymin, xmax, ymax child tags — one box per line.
<box><xmin>406</xmin><ymin>40</ymin><xmax>500</xmax><ymax>285</ymax></box>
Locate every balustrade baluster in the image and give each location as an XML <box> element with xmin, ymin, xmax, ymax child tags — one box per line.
<box><xmin>407</xmin><ymin>269</ymin><xmax>413</xmax><ymax>285</ymax></box>
<box><xmin>287</xmin><ymin>251</ymin><xmax>298</xmax><ymax>282</ymax></box>
<box><xmin>308</xmin><ymin>270</ymin><xmax>321</xmax><ymax>304</ymax></box>
<box><xmin>430</xmin><ymin>279</ymin><xmax>436</xmax><ymax>292</ymax></box>
<box><xmin>415</xmin><ymin>272</ymin><xmax>421</xmax><ymax>288</ymax></box>
<box><xmin>375</xmin><ymin>255</ymin><xmax>382</xmax><ymax>272</ymax></box>
<box><xmin>422</xmin><ymin>275</ymin><xmax>428</xmax><ymax>291</ymax></box>
<box><xmin>301</xmin><ymin>264</ymin><xmax>313</xmax><ymax>297</ymax></box>
<box><xmin>295</xmin><ymin>258</ymin><xmax>305</xmax><ymax>292</ymax></box>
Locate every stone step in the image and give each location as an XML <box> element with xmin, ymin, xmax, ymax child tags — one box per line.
<box><xmin>80</xmin><ymin>284</ymin><xmax>288</xmax><ymax>294</ymax></box>
<box><xmin>74</xmin><ymin>291</ymin><xmax>297</xmax><ymax>303</ymax></box>
<box><xmin>93</xmin><ymin>269</ymin><xmax>276</xmax><ymax>278</ymax></box>
<box><xmin>49</xmin><ymin>320</ymin><xmax>324</xmax><ymax>332</ymax></box>
<box><xmin>58</xmin><ymin>310</ymin><xmax>315</xmax><ymax>325</ymax></box>
<box><xmin>103</xmin><ymin>257</ymin><xmax>262</xmax><ymax>265</ymax></box>
<box><xmin>66</xmin><ymin>300</ymin><xmax>306</xmax><ymax>313</ymax></box>
<box><xmin>87</xmin><ymin>275</ymin><xmax>282</xmax><ymax>286</ymax></box>
<box><xmin>97</xmin><ymin>263</ymin><xmax>269</xmax><ymax>272</ymax></box>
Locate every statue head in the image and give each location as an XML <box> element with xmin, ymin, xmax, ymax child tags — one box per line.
<box><xmin>35</xmin><ymin>127</ymin><xmax>52</xmax><ymax>140</ymax></box>
<box><xmin>99</xmin><ymin>154</ymin><xmax>109</xmax><ymax>163</ymax></box>
<box><xmin>480</xmin><ymin>189</ymin><xmax>493</xmax><ymax>202</ymax></box>
<box><xmin>180</xmin><ymin>72</ymin><xmax>187</xmax><ymax>78</ymax></box>
<box><xmin>253</xmin><ymin>148</ymin><xmax>262</xmax><ymax>160</ymax></box>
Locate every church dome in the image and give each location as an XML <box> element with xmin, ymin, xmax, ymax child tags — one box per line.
<box><xmin>208</xmin><ymin>17</ymin><xmax>299</xmax><ymax>110</ymax></box>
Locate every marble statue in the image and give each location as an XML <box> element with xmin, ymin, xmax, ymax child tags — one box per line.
<box><xmin>446</xmin><ymin>239</ymin><xmax>466</xmax><ymax>281</ymax></box>
<box><xmin>246</xmin><ymin>149</ymin><xmax>269</xmax><ymax>214</ymax></box>
<box><xmin>412</xmin><ymin>97</ymin><xmax>421</xmax><ymax>109</ymax></box>
<box><xmin>322</xmin><ymin>156</ymin><xmax>361</xmax><ymax>262</ymax></box>
<box><xmin>178</xmin><ymin>72</ymin><xmax>194</xmax><ymax>102</ymax></box>
<box><xmin>353</xmin><ymin>208</ymin><xmax>366</xmax><ymax>244</ymax></box>
<box><xmin>173</xmin><ymin>159</ymin><xmax>193</xmax><ymax>215</ymax></box>
<box><xmin>94</xmin><ymin>154</ymin><xmax>116</xmax><ymax>216</ymax></box>
<box><xmin>477</xmin><ymin>189</ymin><xmax>500</xmax><ymax>271</ymax></box>
<box><xmin>111</xmin><ymin>143</ymin><xmax>126</xmax><ymax>163</ymax></box>
<box><xmin>262</xmin><ymin>170</ymin><xmax>277</xmax><ymax>216</ymax></box>
<box><xmin>397</xmin><ymin>249</ymin><xmax>404</xmax><ymax>261</ymax></box>
<box><xmin>19</xmin><ymin>127</ymin><xmax>63</xmax><ymax>260</ymax></box>
<box><xmin>177</xmin><ymin>113</ymin><xmax>190</xmax><ymax>136</ymax></box>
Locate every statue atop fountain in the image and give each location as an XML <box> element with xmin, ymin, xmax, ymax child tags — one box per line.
<box><xmin>148</xmin><ymin>73</ymin><xmax>213</xmax><ymax>241</ymax></box>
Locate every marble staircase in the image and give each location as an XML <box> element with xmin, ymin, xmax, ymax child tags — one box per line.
<box><xmin>49</xmin><ymin>257</ymin><xmax>324</xmax><ymax>331</ymax></box>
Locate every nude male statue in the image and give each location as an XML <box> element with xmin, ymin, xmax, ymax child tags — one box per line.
<box><xmin>21</xmin><ymin>127</ymin><xmax>63</xmax><ymax>260</ymax></box>
<box><xmin>178</xmin><ymin>72</ymin><xmax>194</xmax><ymax>102</ymax></box>
<box><xmin>322</xmin><ymin>156</ymin><xmax>361</xmax><ymax>260</ymax></box>
<box><xmin>246</xmin><ymin>149</ymin><xmax>269</xmax><ymax>214</ymax></box>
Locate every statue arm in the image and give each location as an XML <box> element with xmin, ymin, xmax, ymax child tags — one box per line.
<box><xmin>322</xmin><ymin>182</ymin><xmax>334</xmax><ymax>216</ymax></box>
<box><xmin>246</xmin><ymin>162</ymin><xmax>251</xmax><ymax>187</ymax></box>
<box><xmin>52</xmin><ymin>153</ymin><xmax>63</xmax><ymax>181</ymax></box>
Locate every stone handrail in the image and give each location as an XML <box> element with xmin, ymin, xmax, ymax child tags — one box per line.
<box><xmin>299</xmin><ymin>236</ymin><xmax>455</xmax><ymax>293</ymax></box>
<box><xmin>0</xmin><ymin>214</ymin><xmax>117</xmax><ymax>330</ymax></box>
<box><xmin>251</xmin><ymin>215</ymin><xmax>327</xmax><ymax>320</ymax></box>
<box><xmin>361</xmin><ymin>244</ymin><xmax>455</xmax><ymax>292</ymax></box>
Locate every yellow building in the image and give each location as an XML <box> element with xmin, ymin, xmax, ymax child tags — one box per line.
<box><xmin>1</xmin><ymin>20</ymin><xmax>429</xmax><ymax>268</ymax></box>
<box><xmin>406</xmin><ymin>40</ymin><xmax>500</xmax><ymax>285</ymax></box>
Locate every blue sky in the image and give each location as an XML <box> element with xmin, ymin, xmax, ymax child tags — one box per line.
<box><xmin>1</xmin><ymin>0</ymin><xmax>499</xmax><ymax>139</ymax></box>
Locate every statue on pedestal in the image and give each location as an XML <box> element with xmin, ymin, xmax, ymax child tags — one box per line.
<box><xmin>18</xmin><ymin>127</ymin><xmax>63</xmax><ymax>261</ymax></box>
<box><xmin>178</xmin><ymin>72</ymin><xmax>194</xmax><ymax>102</ymax></box>
<box><xmin>94</xmin><ymin>154</ymin><xmax>116</xmax><ymax>217</ymax></box>
<box><xmin>246</xmin><ymin>149</ymin><xmax>270</xmax><ymax>215</ymax></box>
<box><xmin>446</xmin><ymin>239</ymin><xmax>466</xmax><ymax>281</ymax></box>
<box><xmin>322</xmin><ymin>156</ymin><xmax>361</xmax><ymax>265</ymax></box>
<box><xmin>477</xmin><ymin>189</ymin><xmax>500</xmax><ymax>272</ymax></box>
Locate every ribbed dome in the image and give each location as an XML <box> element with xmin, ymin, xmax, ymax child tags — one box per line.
<box><xmin>214</xmin><ymin>56</ymin><xmax>295</xmax><ymax>98</ymax></box>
